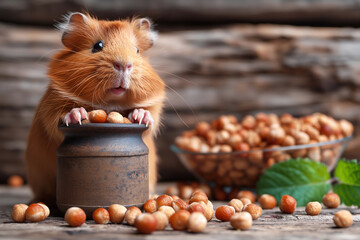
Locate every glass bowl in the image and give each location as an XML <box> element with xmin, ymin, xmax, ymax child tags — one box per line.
<box><xmin>171</xmin><ymin>136</ymin><xmax>352</xmax><ymax>188</ymax></box>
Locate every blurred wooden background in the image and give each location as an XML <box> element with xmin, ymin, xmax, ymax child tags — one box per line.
<box><xmin>1</xmin><ymin>0</ymin><xmax>360</xmax><ymax>183</ymax></box>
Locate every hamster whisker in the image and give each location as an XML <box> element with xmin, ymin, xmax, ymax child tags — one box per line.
<box><xmin>152</xmin><ymin>68</ymin><xmax>195</xmax><ymax>86</ymax></box>
<box><xmin>165</xmin><ymin>97</ymin><xmax>189</xmax><ymax>128</ymax></box>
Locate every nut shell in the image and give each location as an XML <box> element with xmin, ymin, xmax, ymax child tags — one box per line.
<box><xmin>152</xmin><ymin>211</ymin><xmax>168</xmax><ymax>230</ymax></box>
<box><xmin>333</xmin><ymin>210</ymin><xmax>353</xmax><ymax>228</ymax></box>
<box><xmin>244</xmin><ymin>204</ymin><xmax>262</xmax><ymax>220</ymax></box>
<box><xmin>169</xmin><ymin>210</ymin><xmax>191</xmax><ymax>230</ymax></box>
<box><xmin>215</xmin><ymin>205</ymin><xmax>235</xmax><ymax>221</ymax></box>
<box><xmin>108</xmin><ymin>204</ymin><xmax>127</xmax><ymax>224</ymax></box>
<box><xmin>230</xmin><ymin>212</ymin><xmax>253</xmax><ymax>230</ymax></box>
<box><xmin>305</xmin><ymin>202</ymin><xmax>322</xmax><ymax>216</ymax></box>
<box><xmin>125</xmin><ymin>206</ymin><xmax>142</xmax><ymax>225</ymax></box>
<box><xmin>11</xmin><ymin>204</ymin><xmax>28</xmax><ymax>223</ymax></box>
<box><xmin>92</xmin><ymin>208</ymin><xmax>110</xmax><ymax>224</ymax></box>
<box><xmin>135</xmin><ymin>213</ymin><xmax>157</xmax><ymax>234</ymax></box>
<box><xmin>88</xmin><ymin>110</ymin><xmax>107</xmax><ymax>123</ymax></box>
<box><xmin>187</xmin><ymin>212</ymin><xmax>207</xmax><ymax>233</ymax></box>
<box><xmin>258</xmin><ymin>194</ymin><xmax>277</xmax><ymax>209</ymax></box>
<box><xmin>279</xmin><ymin>195</ymin><xmax>297</xmax><ymax>214</ymax></box>
<box><xmin>25</xmin><ymin>203</ymin><xmax>46</xmax><ymax>222</ymax></box>
<box><xmin>65</xmin><ymin>207</ymin><xmax>86</xmax><ymax>227</ymax></box>
<box><xmin>322</xmin><ymin>193</ymin><xmax>340</xmax><ymax>208</ymax></box>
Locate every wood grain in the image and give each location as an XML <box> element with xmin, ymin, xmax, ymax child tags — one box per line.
<box><xmin>1</xmin><ymin>23</ymin><xmax>360</xmax><ymax>181</ymax></box>
<box><xmin>0</xmin><ymin>185</ymin><xmax>359</xmax><ymax>240</ymax></box>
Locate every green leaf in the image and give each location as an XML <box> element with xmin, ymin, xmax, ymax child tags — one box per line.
<box><xmin>333</xmin><ymin>159</ymin><xmax>360</xmax><ymax>206</ymax></box>
<box><xmin>256</xmin><ymin>158</ymin><xmax>331</xmax><ymax>206</ymax></box>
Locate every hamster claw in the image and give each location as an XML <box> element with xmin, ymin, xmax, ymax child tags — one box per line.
<box><xmin>129</xmin><ymin>108</ymin><xmax>153</xmax><ymax>127</ymax></box>
<box><xmin>63</xmin><ymin>107</ymin><xmax>88</xmax><ymax>126</ymax></box>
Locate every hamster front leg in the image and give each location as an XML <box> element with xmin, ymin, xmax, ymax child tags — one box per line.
<box><xmin>128</xmin><ymin>108</ymin><xmax>154</xmax><ymax>127</ymax></box>
<box><xmin>63</xmin><ymin>107</ymin><xmax>88</xmax><ymax>126</ymax></box>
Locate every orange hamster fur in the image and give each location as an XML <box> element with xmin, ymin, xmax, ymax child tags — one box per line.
<box><xmin>25</xmin><ymin>12</ymin><xmax>165</xmax><ymax>204</ymax></box>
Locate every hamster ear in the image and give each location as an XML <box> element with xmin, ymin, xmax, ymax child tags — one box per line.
<box><xmin>58</xmin><ymin>12</ymin><xmax>89</xmax><ymax>49</ymax></box>
<box><xmin>134</xmin><ymin>18</ymin><xmax>158</xmax><ymax>51</ymax></box>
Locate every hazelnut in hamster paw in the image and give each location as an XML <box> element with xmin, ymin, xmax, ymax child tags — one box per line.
<box><xmin>64</xmin><ymin>107</ymin><xmax>88</xmax><ymax>126</ymax></box>
<box><xmin>128</xmin><ymin>109</ymin><xmax>154</xmax><ymax>127</ymax></box>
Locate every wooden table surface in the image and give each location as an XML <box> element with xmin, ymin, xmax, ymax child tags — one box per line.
<box><xmin>0</xmin><ymin>184</ymin><xmax>359</xmax><ymax>240</ymax></box>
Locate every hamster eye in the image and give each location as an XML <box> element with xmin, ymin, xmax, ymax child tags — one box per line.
<box><xmin>135</xmin><ymin>47</ymin><xmax>139</xmax><ymax>54</ymax></box>
<box><xmin>92</xmin><ymin>41</ymin><xmax>104</xmax><ymax>53</ymax></box>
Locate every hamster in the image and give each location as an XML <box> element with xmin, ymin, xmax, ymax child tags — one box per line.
<box><xmin>25</xmin><ymin>12</ymin><xmax>165</xmax><ymax>204</ymax></box>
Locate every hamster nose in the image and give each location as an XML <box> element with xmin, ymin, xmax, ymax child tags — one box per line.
<box><xmin>113</xmin><ymin>62</ymin><xmax>132</xmax><ymax>72</ymax></box>
<box><xmin>113</xmin><ymin>62</ymin><xmax>124</xmax><ymax>72</ymax></box>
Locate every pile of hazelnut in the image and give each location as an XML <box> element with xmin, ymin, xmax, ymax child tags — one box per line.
<box><xmin>10</xmin><ymin>190</ymin><xmax>353</xmax><ymax>233</ymax></box>
<box><xmin>175</xmin><ymin>113</ymin><xmax>354</xmax><ymax>187</ymax></box>
<box><xmin>82</xmin><ymin>110</ymin><xmax>133</xmax><ymax>124</ymax></box>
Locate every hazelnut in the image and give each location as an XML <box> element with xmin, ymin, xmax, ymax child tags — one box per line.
<box><xmin>228</xmin><ymin>199</ymin><xmax>244</xmax><ymax>212</ymax></box>
<box><xmin>305</xmin><ymin>201</ymin><xmax>322</xmax><ymax>216</ymax></box>
<box><xmin>258</xmin><ymin>194</ymin><xmax>277</xmax><ymax>209</ymax></box>
<box><xmin>196</xmin><ymin>121</ymin><xmax>211</xmax><ymax>137</ymax></box>
<box><xmin>282</xmin><ymin>135</ymin><xmax>295</xmax><ymax>146</ymax></box>
<box><xmin>290</xmin><ymin>131</ymin><xmax>308</xmax><ymax>145</ymax></box>
<box><xmin>11</xmin><ymin>204</ymin><xmax>28</xmax><ymax>223</ymax></box>
<box><xmin>152</xmin><ymin>211</ymin><xmax>168</xmax><ymax>231</ymax></box>
<box><xmin>220</xmin><ymin>144</ymin><xmax>232</xmax><ymax>152</ymax></box>
<box><xmin>88</xmin><ymin>110</ymin><xmax>107</xmax><ymax>123</ymax></box>
<box><xmin>7</xmin><ymin>175</ymin><xmax>24</xmax><ymax>187</ymax></box>
<box><xmin>242</xmin><ymin>115</ymin><xmax>256</xmax><ymax>129</ymax></box>
<box><xmin>122</xmin><ymin>117</ymin><xmax>132</xmax><ymax>123</ymax></box>
<box><xmin>106</xmin><ymin>111</ymin><xmax>124</xmax><ymax>123</ymax></box>
<box><xmin>135</xmin><ymin>213</ymin><xmax>157</xmax><ymax>234</ymax></box>
<box><xmin>108</xmin><ymin>204</ymin><xmax>127</xmax><ymax>224</ymax></box>
<box><xmin>333</xmin><ymin>210</ymin><xmax>353</xmax><ymax>228</ymax></box>
<box><xmin>189</xmin><ymin>190</ymin><xmax>208</xmax><ymax>204</ymax></box>
<box><xmin>25</xmin><ymin>203</ymin><xmax>46</xmax><ymax>222</ymax></box>
<box><xmin>65</xmin><ymin>207</ymin><xmax>86</xmax><ymax>227</ymax></box>
<box><xmin>244</xmin><ymin>204</ymin><xmax>262</xmax><ymax>220</ymax></box>
<box><xmin>216</xmin><ymin>130</ymin><xmax>230</xmax><ymax>144</ymax></box>
<box><xmin>171</xmin><ymin>195</ymin><xmax>180</xmax><ymax>201</ymax></box>
<box><xmin>187</xmin><ymin>212</ymin><xmax>207</xmax><ymax>233</ymax></box>
<box><xmin>144</xmin><ymin>199</ymin><xmax>157</xmax><ymax>213</ymax></box>
<box><xmin>256</xmin><ymin>112</ymin><xmax>269</xmax><ymax>124</ymax></box>
<box><xmin>172</xmin><ymin>198</ymin><xmax>188</xmax><ymax>212</ymax></box>
<box><xmin>199</xmin><ymin>201</ymin><xmax>214</xmax><ymax>221</ymax></box>
<box><xmin>187</xmin><ymin>202</ymin><xmax>205</xmax><ymax>214</ymax></box>
<box><xmin>165</xmin><ymin>186</ymin><xmax>179</xmax><ymax>196</ymax></box>
<box><xmin>158</xmin><ymin>206</ymin><xmax>175</xmax><ymax>219</ymax></box>
<box><xmin>267</xmin><ymin>126</ymin><xmax>285</xmax><ymax>145</ymax></box>
<box><xmin>248</xmin><ymin>149</ymin><xmax>263</xmax><ymax>166</ymax></box>
<box><xmin>92</xmin><ymin>208</ymin><xmax>110</xmax><ymax>224</ymax></box>
<box><xmin>322</xmin><ymin>193</ymin><xmax>340</xmax><ymax>208</ymax></box>
<box><xmin>237</xmin><ymin>190</ymin><xmax>256</xmax><ymax>203</ymax></box>
<box><xmin>169</xmin><ymin>210</ymin><xmax>191</xmax><ymax>230</ymax></box>
<box><xmin>37</xmin><ymin>203</ymin><xmax>50</xmax><ymax>219</ymax></box>
<box><xmin>156</xmin><ymin>194</ymin><xmax>173</xmax><ymax>209</ymax></box>
<box><xmin>279</xmin><ymin>195</ymin><xmax>297</xmax><ymax>214</ymax></box>
<box><xmin>244</xmin><ymin>131</ymin><xmax>261</xmax><ymax>147</ymax></box>
<box><xmin>125</xmin><ymin>206</ymin><xmax>142</xmax><ymax>225</ymax></box>
<box><xmin>215</xmin><ymin>205</ymin><xmax>235</xmax><ymax>221</ymax></box>
<box><xmin>179</xmin><ymin>185</ymin><xmax>193</xmax><ymax>200</ymax></box>
<box><xmin>240</xmin><ymin>198</ymin><xmax>252</xmax><ymax>206</ymax></box>
<box><xmin>230</xmin><ymin>212</ymin><xmax>253</xmax><ymax>230</ymax></box>
<box><xmin>280</xmin><ymin>113</ymin><xmax>293</xmax><ymax>125</ymax></box>
<box><xmin>339</xmin><ymin>119</ymin><xmax>354</xmax><ymax>137</ymax></box>
<box><xmin>228</xmin><ymin>134</ymin><xmax>243</xmax><ymax>148</ymax></box>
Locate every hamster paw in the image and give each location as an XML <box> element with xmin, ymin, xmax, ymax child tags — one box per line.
<box><xmin>128</xmin><ymin>108</ymin><xmax>154</xmax><ymax>127</ymax></box>
<box><xmin>64</xmin><ymin>107</ymin><xmax>88</xmax><ymax>126</ymax></box>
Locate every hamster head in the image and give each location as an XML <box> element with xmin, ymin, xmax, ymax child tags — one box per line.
<box><xmin>48</xmin><ymin>12</ymin><xmax>165</xmax><ymax>110</ymax></box>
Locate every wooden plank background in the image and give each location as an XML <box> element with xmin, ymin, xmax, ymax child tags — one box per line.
<box><xmin>1</xmin><ymin>22</ymin><xmax>360</xmax><ymax>182</ymax></box>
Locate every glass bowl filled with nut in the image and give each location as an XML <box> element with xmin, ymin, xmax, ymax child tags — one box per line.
<box><xmin>172</xmin><ymin>113</ymin><xmax>353</xmax><ymax>188</ymax></box>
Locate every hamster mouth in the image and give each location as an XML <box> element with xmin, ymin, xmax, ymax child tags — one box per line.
<box><xmin>110</xmin><ymin>86</ymin><xmax>126</xmax><ymax>96</ymax></box>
